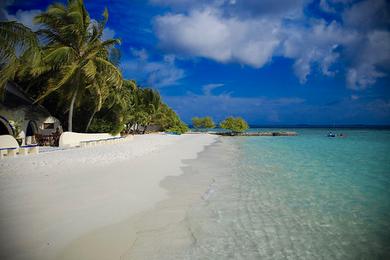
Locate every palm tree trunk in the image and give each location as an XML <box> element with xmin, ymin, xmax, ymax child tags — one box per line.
<box><xmin>68</xmin><ymin>89</ymin><xmax>78</xmax><ymax>132</ymax></box>
<box><xmin>85</xmin><ymin>110</ymin><xmax>97</xmax><ymax>132</ymax></box>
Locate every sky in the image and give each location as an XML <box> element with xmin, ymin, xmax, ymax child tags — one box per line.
<box><xmin>1</xmin><ymin>0</ymin><xmax>390</xmax><ymax>125</ymax></box>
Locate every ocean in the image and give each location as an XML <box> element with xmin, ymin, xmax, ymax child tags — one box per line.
<box><xmin>129</xmin><ymin>128</ymin><xmax>390</xmax><ymax>259</ymax></box>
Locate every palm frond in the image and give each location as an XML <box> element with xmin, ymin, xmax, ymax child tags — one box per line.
<box><xmin>35</xmin><ymin>62</ymin><xmax>78</xmax><ymax>102</ymax></box>
<box><xmin>0</xmin><ymin>21</ymin><xmax>39</xmax><ymax>51</ymax></box>
<box><xmin>94</xmin><ymin>57</ymin><xmax>123</xmax><ymax>87</ymax></box>
<box><xmin>43</xmin><ymin>46</ymin><xmax>75</xmax><ymax>65</ymax></box>
<box><xmin>82</xmin><ymin>59</ymin><xmax>97</xmax><ymax>81</ymax></box>
<box><xmin>0</xmin><ymin>56</ymin><xmax>18</xmax><ymax>97</ymax></box>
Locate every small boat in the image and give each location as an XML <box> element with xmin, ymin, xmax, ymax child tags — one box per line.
<box><xmin>166</xmin><ymin>132</ymin><xmax>181</xmax><ymax>135</ymax></box>
<box><xmin>327</xmin><ymin>132</ymin><xmax>336</xmax><ymax>137</ymax></box>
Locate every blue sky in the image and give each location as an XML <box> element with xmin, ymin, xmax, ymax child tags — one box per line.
<box><xmin>2</xmin><ymin>0</ymin><xmax>390</xmax><ymax>125</ymax></box>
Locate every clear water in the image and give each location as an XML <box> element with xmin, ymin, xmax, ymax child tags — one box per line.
<box><xmin>181</xmin><ymin>128</ymin><xmax>390</xmax><ymax>259</ymax></box>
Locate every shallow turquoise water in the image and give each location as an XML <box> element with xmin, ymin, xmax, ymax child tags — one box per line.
<box><xmin>184</xmin><ymin>129</ymin><xmax>390</xmax><ymax>259</ymax></box>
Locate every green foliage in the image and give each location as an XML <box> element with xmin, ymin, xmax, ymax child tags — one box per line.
<box><xmin>89</xmin><ymin>107</ymin><xmax>125</xmax><ymax>135</ymax></box>
<box><xmin>192</xmin><ymin>116</ymin><xmax>215</xmax><ymax>130</ymax></box>
<box><xmin>154</xmin><ymin>104</ymin><xmax>188</xmax><ymax>134</ymax></box>
<box><xmin>166</xmin><ymin>122</ymin><xmax>189</xmax><ymax>134</ymax></box>
<box><xmin>203</xmin><ymin>117</ymin><xmax>215</xmax><ymax>128</ymax></box>
<box><xmin>0</xmin><ymin>21</ymin><xmax>41</xmax><ymax>96</ymax></box>
<box><xmin>31</xmin><ymin>0</ymin><xmax>122</xmax><ymax>131</ymax></box>
<box><xmin>9</xmin><ymin>120</ymin><xmax>22</xmax><ymax>139</ymax></box>
<box><xmin>192</xmin><ymin>117</ymin><xmax>202</xmax><ymax>128</ymax></box>
<box><xmin>88</xmin><ymin>118</ymin><xmax>114</xmax><ymax>133</ymax></box>
<box><xmin>220</xmin><ymin>117</ymin><xmax>249</xmax><ymax>133</ymax></box>
<box><xmin>0</xmin><ymin>0</ymin><xmax>188</xmax><ymax>136</ymax></box>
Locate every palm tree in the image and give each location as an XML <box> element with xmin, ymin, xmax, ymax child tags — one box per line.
<box><xmin>136</xmin><ymin>88</ymin><xmax>161</xmax><ymax>134</ymax></box>
<box><xmin>0</xmin><ymin>21</ymin><xmax>41</xmax><ymax>96</ymax></box>
<box><xmin>84</xmin><ymin>74</ymin><xmax>111</xmax><ymax>132</ymax></box>
<box><xmin>33</xmin><ymin>0</ymin><xmax>122</xmax><ymax>131</ymax></box>
<box><xmin>91</xmin><ymin>79</ymin><xmax>135</xmax><ymax>134</ymax></box>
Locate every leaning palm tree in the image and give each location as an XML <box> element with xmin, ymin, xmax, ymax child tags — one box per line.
<box><xmin>135</xmin><ymin>88</ymin><xmax>161</xmax><ymax>134</ymax></box>
<box><xmin>0</xmin><ymin>21</ymin><xmax>41</xmax><ymax>96</ymax></box>
<box><xmin>33</xmin><ymin>0</ymin><xmax>122</xmax><ymax>131</ymax></box>
<box><xmin>84</xmin><ymin>75</ymin><xmax>110</xmax><ymax>132</ymax></box>
<box><xmin>86</xmin><ymin>78</ymin><xmax>136</xmax><ymax>134</ymax></box>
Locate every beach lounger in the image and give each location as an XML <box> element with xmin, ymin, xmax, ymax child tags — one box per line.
<box><xmin>19</xmin><ymin>144</ymin><xmax>39</xmax><ymax>155</ymax></box>
<box><xmin>0</xmin><ymin>147</ymin><xmax>18</xmax><ymax>158</ymax></box>
<box><xmin>78</xmin><ymin>135</ymin><xmax>129</xmax><ymax>149</ymax></box>
<box><xmin>0</xmin><ymin>135</ymin><xmax>39</xmax><ymax>158</ymax></box>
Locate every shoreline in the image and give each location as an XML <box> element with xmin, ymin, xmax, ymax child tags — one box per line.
<box><xmin>0</xmin><ymin>133</ymin><xmax>218</xmax><ymax>260</ymax></box>
<box><xmin>60</xmin><ymin>137</ymin><xmax>238</xmax><ymax>260</ymax></box>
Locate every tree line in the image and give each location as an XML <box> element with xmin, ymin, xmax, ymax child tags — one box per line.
<box><xmin>0</xmin><ymin>0</ymin><xmax>188</xmax><ymax>134</ymax></box>
<box><xmin>192</xmin><ymin>116</ymin><xmax>249</xmax><ymax>133</ymax></box>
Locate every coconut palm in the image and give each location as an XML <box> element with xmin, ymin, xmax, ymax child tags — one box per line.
<box><xmin>33</xmin><ymin>0</ymin><xmax>122</xmax><ymax>131</ymax></box>
<box><xmin>136</xmin><ymin>88</ymin><xmax>161</xmax><ymax>133</ymax></box>
<box><xmin>0</xmin><ymin>21</ymin><xmax>41</xmax><ymax>96</ymax></box>
<box><xmin>91</xmin><ymin>79</ymin><xmax>135</xmax><ymax>133</ymax></box>
<box><xmin>84</xmin><ymin>74</ymin><xmax>111</xmax><ymax>132</ymax></box>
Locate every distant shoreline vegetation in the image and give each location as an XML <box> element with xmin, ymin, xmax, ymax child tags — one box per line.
<box><xmin>0</xmin><ymin>0</ymin><xmax>188</xmax><ymax>135</ymax></box>
<box><xmin>189</xmin><ymin>123</ymin><xmax>390</xmax><ymax>130</ymax></box>
<box><xmin>192</xmin><ymin>116</ymin><xmax>249</xmax><ymax>135</ymax></box>
<box><xmin>244</xmin><ymin>125</ymin><xmax>390</xmax><ymax>129</ymax></box>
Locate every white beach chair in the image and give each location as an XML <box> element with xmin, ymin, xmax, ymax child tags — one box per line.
<box><xmin>0</xmin><ymin>135</ymin><xmax>39</xmax><ymax>159</ymax></box>
<box><xmin>0</xmin><ymin>135</ymin><xmax>20</xmax><ymax>158</ymax></box>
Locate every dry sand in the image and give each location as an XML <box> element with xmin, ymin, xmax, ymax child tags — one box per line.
<box><xmin>0</xmin><ymin>133</ymin><xmax>217</xmax><ymax>260</ymax></box>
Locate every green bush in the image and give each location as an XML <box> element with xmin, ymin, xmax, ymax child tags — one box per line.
<box><xmin>220</xmin><ymin>117</ymin><xmax>249</xmax><ymax>133</ymax></box>
<box><xmin>166</xmin><ymin>121</ymin><xmax>189</xmax><ymax>134</ymax></box>
<box><xmin>191</xmin><ymin>116</ymin><xmax>215</xmax><ymax>130</ymax></box>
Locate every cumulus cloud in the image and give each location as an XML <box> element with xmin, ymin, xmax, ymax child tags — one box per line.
<box><xmin>155</xmin><ymin>8</ymin><xmax>280</xmax><ymax>68</ymax></box>
<box><xmin>343</xmin><ymin>0</ymin><xmax>389</xmax><ymax>31</ymax></box>
<box><xmin>153</xmin><ymin>0</ymin><xmax>390</xmax><ymax>90</ymax></box>
<box><xmin>341</xmin><ymin>0</ymin><xmax>390</xmax><ymax>89</ymax></box>
<box><xmin>282</xmin><ymin>20</ymin><xmax>357</xmax><ymax>83</ymax></box>
<box><xmin>122</xmin><ymin>48</ymin><xmax>185</xmax><ymax>87</ymax></box>
<box><xmin>4</xmin><ymin>9</ymin><xmax>42</xmax><ymax>31</ymax></box>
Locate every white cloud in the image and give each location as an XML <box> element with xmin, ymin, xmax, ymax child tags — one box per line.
<box><xmin>343</xmin><ymin>0</ymin><xmax>389</xmax><ymax>31</ymax></box>
<box><xmin>155</xmin><ymin>8</ymin><xmax>280</xmax><ymax>68</ymax></box>
<box><xmin>5</xmin><ymin>9</ymin><xmax>42</xmax><ymax>31</ymax></box>
<box><xmin>102</xmin><ymin>27</ymin><xmax>116</xmax><ymax>41</ymax></box>
<box><xmin>122</xmin><ymin>49</ymin><xmax>185</xmax><ymax>87</ymax></box>
<box><xmin>346</xmin><ymin>65</ymin><xmax>385</xmax><ymax>90</ymax></box>
<box><xmin>154</xmin><ymin>0</ymin><xmax>390</xmax><ymax>89</ymax></box>
<box><xmin>202</xmin><ymin>83</ymin><xmax>224</xmax><ymax>96</ymax></box>
<box><xmin>131</xmin><ymin>48</ymin><xmax>148</xmax><ymax>61</ymax></box>
<box><xmin>282</xmin><ymin>20</ymin><xmax>357</xmax><ymax>83</ymax></box>
<box><xmin>343</xmin><ymin>24</ymin><xmax>390</xmax><ymax>89</ymax></box>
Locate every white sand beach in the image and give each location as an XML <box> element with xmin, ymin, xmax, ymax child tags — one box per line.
<box><xmin>0</xmin><ymin>133</ymin><xmax>217</xmax><ymax>260</ymax></box>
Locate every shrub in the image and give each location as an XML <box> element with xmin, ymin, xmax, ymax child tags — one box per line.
<box><xmin>220</xmin><ymin>117</ymin><xmax>249</xmax><ymax>133</ymax></box>
<box><xmin>191</xmin><ymin>116</ymin><xmax>215</xmax><ymax>130</ymax></box>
